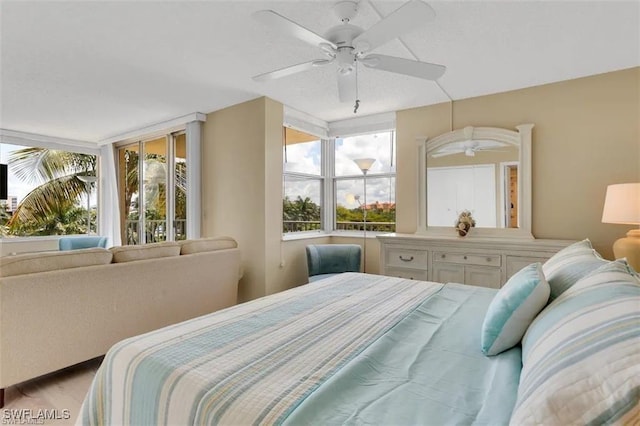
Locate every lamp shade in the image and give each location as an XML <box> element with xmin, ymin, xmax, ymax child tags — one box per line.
<box><xmin>353</xmin><ymin>158</ymin><xmax>376</xmax><ymax>173</ymax></box>
<box><xmin>602</xmin><ymin>183</ymin><xmax>640</xmax><ymax>225</ymax></box>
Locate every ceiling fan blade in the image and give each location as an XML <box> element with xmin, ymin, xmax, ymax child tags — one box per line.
<box><xmin>337</xmin><ymin>70</ymin><xmax>356</xmax><ymax>103</ymax></box>
<box><xmin>253</xmin><ymin>60</ymin><xmax>318</xmax><ymax>82</ymax></box>
<box><xmin>361</xmin><ymin>54</ymin><xmax>445</xmax><ymax>80</ymax></box>
<box><xmin>253</xmin><ymin>10</ymin><xmax>337</xmax><ymax>50</ymax></box>
<box><xmin>430</xmin><ymin>150</ymin><xmax>459</xmax><ymax>158</ymax></box>
<box><xmin>353</xmin><ymin>0</ymin><xmax>436</xmax><ymax>53</ymax></box>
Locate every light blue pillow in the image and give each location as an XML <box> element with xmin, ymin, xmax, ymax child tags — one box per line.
<box><xmin>481</xmin><ymin>263</ymin><xmax>549</xmax><ymax>356</ymax></box>
<box><xmin>542</xmin><ymin>239</ymin><xmax>607</xmax><ymax>301</ymax></box>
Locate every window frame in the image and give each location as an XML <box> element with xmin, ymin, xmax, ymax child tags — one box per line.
<box><xmin>0</xmin><ymin>137</ymin><xmax>101</xmax><ymax>240</ymax></box>
<box><xmin>282</xmin><ymin>130</ymin><xmax>327</xmax><ymax>236</ymax></box>
<box><xmin>332</xmin><ymin>129</ymin><xmax>397</xmax><ymax>234</ymax></box>
<box><xmin>281</xmin><ymin>127</ymin><xmax>397</xmax><ymax>240</ymax></box>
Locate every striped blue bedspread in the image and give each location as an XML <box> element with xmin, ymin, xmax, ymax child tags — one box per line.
<box><xmin>78</xmin><ymin>273</ymin><xmax>521</xmax><ymax>425</ymax></box>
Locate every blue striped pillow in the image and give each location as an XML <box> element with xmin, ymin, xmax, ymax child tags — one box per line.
<box><xmin>542</xmin><ymin>239</ymin><xmax>607</xmax><ymax>301</ymax></box>
<box><xmin>511</xmin><ymin>260</ymin><xmax>640</xmax><ymax>425</ymax></box>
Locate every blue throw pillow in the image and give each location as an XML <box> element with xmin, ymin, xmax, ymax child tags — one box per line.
<box><xmin>481</xmin><ymin>263</ymin><xmax>549</xmax><ymax>356</ymax></box>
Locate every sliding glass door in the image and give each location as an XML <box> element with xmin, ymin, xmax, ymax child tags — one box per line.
<box><xmin>118</xmin><ymin>132</ymin><xmax>186</xmax><ymax>245</ymax></box>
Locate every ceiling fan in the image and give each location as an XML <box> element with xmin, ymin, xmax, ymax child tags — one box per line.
<box><xmin>251</xmin><ymin>0</ymin><xmax>446</xmax><ymax>104</ymax></box>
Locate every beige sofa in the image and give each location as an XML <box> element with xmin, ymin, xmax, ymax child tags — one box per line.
<box><xmin>0</xmin><ymin>237</ymin><xmax>242</xmax><ymax>407</ymax></box>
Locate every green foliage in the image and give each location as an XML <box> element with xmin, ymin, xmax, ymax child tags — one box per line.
<box><xmin>283</xmin><ymin>196</ymin><xmax>396</xmax><ymax>233</ymax></box>
<box><xmin>5</xmin><ymin>147</ymin><xmax>97</xmax><ymax>236</ymax></box>
<box><xmin>8</xmin><ymin>200</ymin><xmax>93</xmax><ymax>236</ymax></box>
<box><xmin>336</xmin><ymin>204</ymin><xmax>396</xmax><ymax>223</ymax></box>
<box><xmin>283</xmin><ymin>196</ymin><xmax>321</xmax><ymax>221</ymax></box>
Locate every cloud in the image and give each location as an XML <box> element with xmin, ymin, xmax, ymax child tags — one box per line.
<box><xmin>283</xmin><ymin>131</ymin><xmax>397</xmax><ymax>215</ymax></box>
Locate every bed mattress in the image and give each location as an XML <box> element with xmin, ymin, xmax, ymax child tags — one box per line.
<box><xmin>78</xmin><ymin>273</ymin><xmax>520</xmax><ymax>425</ymax></box>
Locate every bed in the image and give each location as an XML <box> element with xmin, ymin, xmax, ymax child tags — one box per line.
<box><xmin>79</xmin><ymin>240</ymin><xmax>639</xmax><ymax>425</ymax></box>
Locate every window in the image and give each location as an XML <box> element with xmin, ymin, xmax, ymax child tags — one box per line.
<box><xmin>0</xmin><ymin>143</ymin><xmax>98</xmax><ymax>237</ymax></box>
<box><xmin>282</xmin><ymin>128</ymin><xmax>324</xmax><ymax>233</ymax></box>
<box><xmin>334</xmin><ymin>130</ymin><xmax>396</xmax><ymax>232</ymax></box>
<box><xmin>118</xmin><ymin>132</ymin><xmax>187</xmax><ymax>245</ymax></box>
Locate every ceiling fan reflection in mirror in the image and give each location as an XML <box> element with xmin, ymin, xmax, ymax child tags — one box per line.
<box><xmin>430</xmin><ymin>128</ymin><xmax>509</xmax><ymax>158</ymax></box>
<box><xmin>251</xmin><ymin>0</ymin><xmax>446</xmax><ymax>108</ymax></box>
<box><xmin>430</xmin><ymin>140</ymin><xmax>509</xmax><ymax>158</ymax></box>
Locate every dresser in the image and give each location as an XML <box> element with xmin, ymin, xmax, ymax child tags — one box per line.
<box><xmin>378</xmin><ymin>234</ymin><xmax>573</xmax><ymax>288</ymax></box>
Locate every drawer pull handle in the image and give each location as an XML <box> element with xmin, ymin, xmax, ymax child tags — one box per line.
<box><xmin>487</xmin><ymin>257</ymin><xmax>492</xmax><ymax>262</ymax></box>
<box><xmin>464</xmin><ymin>256</ymin><xmax>468</xmax><ymax>260</ymax></box>
<box><xmin>441</xmin><ymin>254</ymin><xmax>446</xmax><ymax>259</ymax></box>
<box><xmin>399</xmin><ymin>255</ymin><xmax>414</xmax><ymax>262</ymax></box>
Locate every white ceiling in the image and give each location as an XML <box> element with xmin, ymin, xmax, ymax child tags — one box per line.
<box><xmin>1</xmin><ymin>1</ymin><xmax>638</xmax><ymax>142</ymax></box>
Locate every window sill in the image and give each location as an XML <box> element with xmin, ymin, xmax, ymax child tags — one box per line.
<box><xmin>281</xmin><ymin>230</ymin><xmax>392</xmax><ymax>242</ymax></box>
<box><xmin>281</xmin><ymin>232</ymin><xmax>329</xmax><ymax>242</ymax></box>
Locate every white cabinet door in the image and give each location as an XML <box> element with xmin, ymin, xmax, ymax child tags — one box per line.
<box><xmin>432</xmin><ymin>263</ymin><xmax>464</xmax><ymax>284</ymax></box>
<box><xmin>506</xmin><ymin>256</ymin><xmax>550</xmax><ymax>279</ymax></box>
<box><xmin>465</xmin><ymin>266</ymin><xmax>502</xmax><ymax>289</ymax></box>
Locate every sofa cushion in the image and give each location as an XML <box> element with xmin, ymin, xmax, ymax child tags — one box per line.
<box><xmin>0</xmin><ymin>248</ymin><xmax>113</xmax><ymax>277</ymax></box>
<box><xmin>110</xmin><ymin>242</ymin><xmax>181</xmax><ymax>263</ymax></box>
<box><xmin>179</xmin><ymin>236</ymin><xmax>237</xmax><ymax>255</ymax></box>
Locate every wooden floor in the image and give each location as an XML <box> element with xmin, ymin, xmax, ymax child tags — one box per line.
<box><xmin>2</xmin><ymin>357</ymin><xmax>102</xmax><ymax>425</ymax></box>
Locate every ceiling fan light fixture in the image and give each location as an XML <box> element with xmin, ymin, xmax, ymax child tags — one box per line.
<box><xmin>252</xmin><ymin>0</ymin><xmax>447</xmax><ymax>100</ymax></box>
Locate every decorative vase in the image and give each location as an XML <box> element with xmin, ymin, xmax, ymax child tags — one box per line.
<box><xmin>457</xmin><ymin>222</ymin><xmax>471</xmax><ymax>237</ymax></box>
<box><xmin>455</xmin><ymin>210</ymin><xmax>476</xmax><ymax>237</ymax></box>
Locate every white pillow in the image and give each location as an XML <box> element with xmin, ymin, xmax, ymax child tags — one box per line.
<box><xmin>481</xmin><ymin>263</ymin><xmax>549</xmax><ymax>356</ymax></box>
<box><xmin>542</xmin><ymin>239</ymin><xmax>607</xmax><ymax>301</ymax></box>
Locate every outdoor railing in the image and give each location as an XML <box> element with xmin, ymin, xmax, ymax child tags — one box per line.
<box><xmin>125</xmin><ymin>219</ymin><xmax>186</xmax><ymax>245</ymax></box>
<box><xmin>283</xmin><ymin>220</ymin><xmax>395</xmax><ymax>233</ymax></box>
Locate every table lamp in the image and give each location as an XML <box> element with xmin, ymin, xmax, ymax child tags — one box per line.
<box><xmin>602</xmin><ymin>183</ymin><xmax>640</xmax><ymax>271</ymax></box>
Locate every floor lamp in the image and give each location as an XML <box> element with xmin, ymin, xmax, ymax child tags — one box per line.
<box><xmin>353</xmin><ymin>158</ymin><xmax>376</xmax><ymax>273</ymax></box>
<box><xmin>78</xmin><ymin>175</ymin><xmax>97</xmax><ymax>235</ymax></box>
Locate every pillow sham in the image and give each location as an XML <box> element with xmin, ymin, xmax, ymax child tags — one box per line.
<box><xmin>481</xmin><ymin>263</ymin><xmax>549</xmax><ymax>356</ymax></box>
<box><xmin>511</xmin><ymin>260</ymin><xmax>640</xmax><ymax>425</ymax></box>
<box><xmin>542</xmin><ymin>239</ymin><xmax>607</xmax><ymax>301</ymax></box>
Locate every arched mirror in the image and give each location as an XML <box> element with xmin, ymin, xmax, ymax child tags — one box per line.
<box><xmin>417</xmin><ymin>124</ymin><xmax>534</xmax><ymax>239</ymax></box>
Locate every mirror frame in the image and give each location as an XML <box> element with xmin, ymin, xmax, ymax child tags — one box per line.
<box><xmin>417</xmin><ymin>124</ymin><xmax>534</xmax><ymax>239</ymax></box>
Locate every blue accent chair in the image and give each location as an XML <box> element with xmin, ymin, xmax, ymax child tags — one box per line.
<box><xmin>306</xmin><ymin>244</ymin><xmax>362</xmax><ymax>283</ymax></box>
<box><xmin>59</xmin><ymin>236</ymin><xmax>108</xmax><ymax>251</ymax></box>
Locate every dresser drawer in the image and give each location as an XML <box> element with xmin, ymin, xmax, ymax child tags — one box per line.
<box><xmin>433</xmin><ymin>252</ymin><xmax>501</xmax><ymax>267</ymax></box>
<box><xmin>386</xmin><ymin>248</ymin><xmax>428</xmax><ymax>268</ymax></box>
<box><xmin>386</xmin><ymin>267</ymin><xmax>429</xmax><ymax>281</ymax></box>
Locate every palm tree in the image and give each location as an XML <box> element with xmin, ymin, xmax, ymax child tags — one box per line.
<box><xmin>6</xmin><ymin>147</ymin><xmax>96</xmax><ymax>234</ymax></box>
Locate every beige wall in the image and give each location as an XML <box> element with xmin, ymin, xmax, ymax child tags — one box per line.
<box><xmin>202</xmin><ymin>68</ymin><xmax>638</xmax><ymax>302</ymax></box>
<box><xmin>397</xmin><ymin>67</ymin><xmax>640</xmax><ymax>259</ymax></box>
<box><xmin>202</xmin><ymin>97</ymin><xmax>328</xmax><ymax>300</ymax></box>
<box><xmin>202</xmin><ymin>98</ymin><xmax>269</xmax><ymax>301</ymax></box>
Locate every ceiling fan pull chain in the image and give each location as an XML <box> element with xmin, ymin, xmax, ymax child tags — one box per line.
<box><xmin>354</xmin><ymin>61</ymin><xmax>360</xmax><ymax>114</ymax></box>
